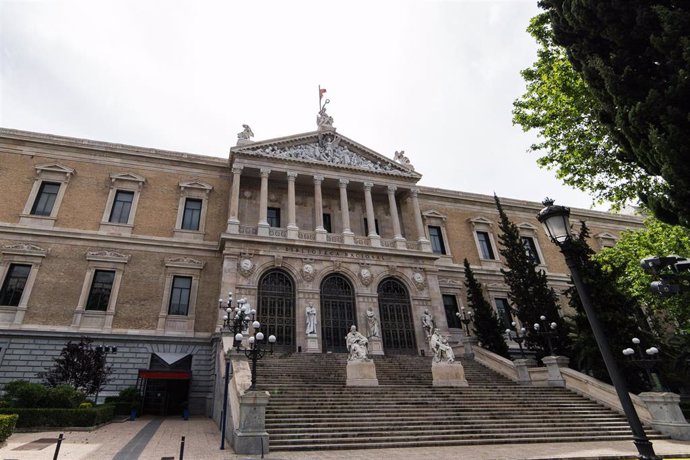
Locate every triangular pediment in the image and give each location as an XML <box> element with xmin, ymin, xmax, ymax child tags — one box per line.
<box><xmin>110</xmin><ymin>172</ymin><xmax>146</xmax><ymax>184</ymax></box>
<box><xmin>35</xmin><ymin>163</ymin><xmax>75</xmax><ymax>176</ymax></box>
<box><xmin>178</xmin><ymin>180</ymin><xmax>213</xmax><ymax>192</ymax></box>
<box><xmin>231</xmin><ymin>131</ymin><xmax>421</xmax><ymax>178</ymax></box>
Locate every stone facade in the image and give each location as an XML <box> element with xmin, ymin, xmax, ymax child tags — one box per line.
<box><xmin>0</xmin><ymin>127</ymin><xmax>643</xmax><ymax>415</ymax></box>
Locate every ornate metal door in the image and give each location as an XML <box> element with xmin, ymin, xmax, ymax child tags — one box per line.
<box><xmin>320</xmin><ymin>274</ymin><xmax>356</xmax><ymax>353</ymax></box>
<box><xmin>378</xmin><ymin>278</ymin><xmax>417</xmax><ymax>354</ymax></box>
<box><xmin>257</xmin><ymin>270</ymin><xmax>295</xmax><ymax>351</ymax></box>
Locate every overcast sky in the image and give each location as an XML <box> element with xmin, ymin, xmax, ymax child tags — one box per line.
<box><xmin>1</xmin><ymin>0</ymin><xmax>606</xmax><ymax>210</ymax></box>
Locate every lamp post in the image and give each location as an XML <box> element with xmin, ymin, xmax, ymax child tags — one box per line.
<box><xmin>456</xmin><ymin>307</ymin><xmax>473</xmax><ymax>336</ymax></box>
<box><xmin>533</xmin><ymin>315</ymin><xmax>558</xmax><ymax>356</ymax></box>
<box><xmin>623</xmin><ymin>338</ymin><xmax>663</xmax><ymax>392</ymax></box>
<box><xmin>505</xmin><ymin>322</ymin><xmax>527</xmax><ymax>359</ymax></box>
<box><xmin>537</xmin><ymin>198</ymin><xmax>660</xmax><ymax>460</ymax></box>
<box><xmin>234</xmin><ymin>321</ymin><xmax>276</xmax><ymax>391</ymax></box>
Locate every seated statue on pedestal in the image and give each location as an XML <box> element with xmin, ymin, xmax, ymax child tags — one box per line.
<box><xmin>345</xmin><ymin>325</ymin><xmax>369</xmax><ymax>361</ymax></box>
<box><xmin>430</xmin><ymin>328</ymin><xmax>455</xmax><ymax>364</ymax></box>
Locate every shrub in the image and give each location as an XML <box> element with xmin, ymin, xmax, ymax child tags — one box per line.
<box><xmin>0</xmin><ymin>414</ymin><xmax>18</xmax><ymax>442</ymax></box>
<box><xmin>45</xmin><ymin>385</ymin><xmax>85</xmax><ymax>409</ymax></box>
<box><xmin>79</xmin><ymin>402</ymin><xmax>93</xmax><ymax>409</ymax></box>
<box><xmin>0</xmin><ymin>405</ymin><xmax>114</xmax><ymax>428</ymax></box>
<box><xmin>118</xmin><ymin>387</ymin><xmax>138</xmax><ymax>402</ymax></box>
<box><xmin>2</xmin><ymin>381</ymin><xmax>48</xmax><ymax>408</ymax></box>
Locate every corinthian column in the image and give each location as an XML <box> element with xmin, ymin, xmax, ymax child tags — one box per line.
<box><xmin>257</xmin><ymin>168</ymin><xmax>271</xmax><ymax>236</ymax></box>
<box><xmin>314</xmin><ymin>175</ymin><xmax>326</xmax><ymax>242</ymax></box>
<box><xmin>410</xmin><ymin>187</ymin><xmax>431</xmax><ymax>252</ymax></box>
<box><xmin>387</xmin><ymin>185</ymin><xmax>406</xmax><ymax>249</ymax></box>
<box><xmin>227</xmin><ymin>165</ymin><xmax>243</xmax><ymax>233</ymax></box>
<box><xmin>339</xmin><ymin>179</ymin><xmax>354</xmax><ymax>244</ymax></box>
<box><xmin>363</xmin><ymin>182</ymin><xmax>380</xmax><ymax>247</ymax></box>
<box><xmin>287</xmin><ymin>171</ymin><xmax>298</xmax><ymax>239</ymax></box>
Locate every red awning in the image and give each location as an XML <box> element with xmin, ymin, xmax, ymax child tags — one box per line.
<box><xmin>138</xmin><ymin>370</ymin><xmax>192</xmax><ymax>380</ymax></box>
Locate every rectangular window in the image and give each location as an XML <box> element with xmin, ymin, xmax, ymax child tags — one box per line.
<box><xmin>267</xmin><ymin>207</ymin><xmax>281</xmax><ymax>228</ymax></box>
<box><xmin>85</xmin><ymin>270</ymin><xmax>115</xmax><ymax>311</ymax></box>
<box><xmin>429</xmin><ymin>226</ymin><xmax>446</xmax><ymax>255</ymax></box>
<box><xmin>181</xmin><ymin>198</ymin><xmax>202</xmax><ymax>231</ymax></box>
<box><xmin>30</xmin><ymin>182</ymin><xmax>60</xmax><ymax>216</ymax></box>
<box><xmin>0</xmin><ymin>264</ymin><xmax>31</xmax><ymax>306</ymax></box>
<box><xmin>477</xmin><ymin>231</ymin><xmax>496</xmax><ymax>259</ymax></box>
<box><xmin>494</xmin><ymin>298</ymin><xmax>513</xmax><ymax>329</ymax></box>
<box><xmin>168</xmin><ymin>276</ymin><xmax>192</xmax><ymax>315</ymax></box>
<box><xmin>323</xmin><ymin>213</ymin><xmax>332</xmax><ymax>233</ymax></box>
<box><xmin>443</xmin><ymin>294</ymin><xmax>462</xmax><ymax>329</ymax></box>
<box><xmin>109</xmin><ymin>190</ymin><xmax>134</xmax><ymax>224</ymax></box>
<box><xmin>363</xmin><ymin>218</ymin><xmax>380</xmax><ymax>235</ymax></box>
<box><xmin>521</xmin><ymin>236</ymin><xmax>541</xmax><ymax>264</ymax></box>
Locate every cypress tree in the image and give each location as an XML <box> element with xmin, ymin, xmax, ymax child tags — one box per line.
<box><xmin>494</xmin><ymin>195</ymin><xmax>569</xmax><ymax>356</ymax></box>
<box><xmin>463</xmin><ymin>258</ymin><xmax>510</xmax><ymax>358</ymax></box>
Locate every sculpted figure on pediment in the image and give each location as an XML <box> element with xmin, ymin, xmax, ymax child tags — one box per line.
<box><xmin>236</xmin><ymin>124</ymin><xmax>254</xmax><ymax>145</ymax></box>
<box><xmin>394</xmin><ymin>150</ymin><xmax>415</xmax><ymax>171</ymax></box>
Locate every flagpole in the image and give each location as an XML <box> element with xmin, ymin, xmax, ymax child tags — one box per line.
<box><xmin>318</xmin><ymin>85</ymin><xmax>322</xmax><ymax>111</ymax></box>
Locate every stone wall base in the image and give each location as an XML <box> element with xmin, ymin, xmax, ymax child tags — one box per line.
<box><xmin>432</xmin><ymin>361</ymin><xmax>468</xmax><ymax>387</ymax></box>
<box><xmin>346</xmin><ymin>359</ymin><xmax>378</xmax><ymax>386</ymax></box>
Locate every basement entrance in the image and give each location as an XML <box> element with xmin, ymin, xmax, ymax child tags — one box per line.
<box><xmin>378</xmin><ymin>278</ymin><xmax>417</xmax><ymax>354</ymax></box>
<box><xmin>320</xmin><ymin>274</ymin><xmax>356</xmax><ymax>353</ymax></box>
<box><xmin>138</xmin><ymin>354</ymin><xmax>192</xmax><ymax>416</ymax></box>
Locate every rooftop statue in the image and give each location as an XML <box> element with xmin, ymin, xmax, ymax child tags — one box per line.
<box><xmin>317</xmin><ymin>103</ymin><xmax>335</xmax><ymax>131</ymax></box>
<box><xmin>394</xmin><ymin>150</ymin><xmax>414</xmax><ymax>171</ymax></box>
<box><xmin>236</xmin><ymin>124</ymin><xmax>254</xmax><ymax>145</ymax></box>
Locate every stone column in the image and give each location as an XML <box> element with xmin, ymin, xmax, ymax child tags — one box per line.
<box><xmin>410</xmin><ymin>187</ymin><xmax>431</xmax><ymax>252</ymax></box>
<box><xmin>257</xmin><ymin>168</ymin><xmax>270</xmax><ymax>236</ymax></box>
<box><xmin>227</xmin><ymin>165</ymin><xmax>243</xmax><ymax>233</ymax></box>
<box><xmin>339</xmin><ymin>179</ymin><xmax>354</xmax><ymax>244</ymax></box>
<box><xmin>363</xmin><ymin>182</ymin><xmax>380</xmax><ymax>247</ymax></box>
<box><xmin>513</xmin><ymin>358</ymin><xmax>537</xmax><ymax>385</ymax></box>
<box><xmin>313</xmin><ymin>175</ymin><xmax>326</xmax><ymax>242</ymax></box>
<box><xmin>461</xmin><ymin>335</ymin><xmax>478</xmax><ymax>359</ymax></box>
<box><xmin>387</xmin><ymin>185</ymin><xmax>406</xmax><ymax>249</ymax></box>
<box><xmin>286</xmin><ymin>171</ymin><xmax>298</xmax><ymax>239</ymax></box>
<box><xmin>541</xmin><ymin>355</ymin><xmax>569</xmax><ymax>387</ymax></box>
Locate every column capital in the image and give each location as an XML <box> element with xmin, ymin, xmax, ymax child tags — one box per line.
<box><xmin>339</xmin><ymin>178</ymin><xmax>349</xmax><ymax>187</ymax></box>
<box><xmin>232</xmin><ymin>166</ymin><xmax>244</xmax><ymax>174</ymax></box>
<box><xmin>260</xmin><ymin>168</ymin><xmax>271</xmax><ymax>177</ymax></box>
<box><xmin>410</xmin><ymin>187</ymin><xmax>419</xmax><ymax>196</ymax></box>
<box><xmin>313</xmin><ymin>175</ymin><xmax>324</xmax><ymax>183</ymax></box>
<box><xmin>363</xmin><ymin>182</ymin><xmax>374</xmax><ymax>190</ymax></box>
<box><xmin>387</xmin><ymin>185</ymin><xmax>397</xmax><ymax>193</ymax></box>
<box><xmin>287</xmin><ymin>171</ymin><xmax>298</xmax><ymax>180</ymax></box>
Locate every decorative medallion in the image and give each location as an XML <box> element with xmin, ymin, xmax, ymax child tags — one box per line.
<box><xmin>359</xmin><ymin>267</ymin><xmax>373</xmax><ymax>287</ymax></box>
<box><xmin>239</xmin><ymin>258</ymin><xmax>255</xmax><ymax>278</ymax></box>
<box><xmin>302</xmin><ymin>263</ymin><xmax>316</xmax><ymax>282</ymax></box>
<box><xmin>412</xmin><ymin>272</ymin><xmax>426</xmax><ymax>291</ymax></box>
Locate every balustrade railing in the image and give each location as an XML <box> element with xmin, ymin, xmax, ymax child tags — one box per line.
<box><xmin>406</xmin><ymin>241</ymin><xmax>422</xmax><ymax>250</ymax></box>
<box><xmin>326</xmin><ymin>234</ymin><xmax>344</xmax><ymax>243</ymax></box>
<box><xmin>354</xmin><ymin>236</ymin><xmax>369</xmax><ymax>246</ymax></box>
<box><xmin>238</xmin><ymin>225</ymin><xmax>258</xmax><ymax>235</ymax></box>
<box><xmin>269</xmin><ymin>228</ymin><xmax>287</xmax><ymax>237</ymax></box>
<box><xmin>381</xmin><ymin>239</ymin><xmax>396</xmax><ymax>248</ymax></box>
<box><xmin>297</xmin><ymin>230</ymin><xmax>316</xmax><ymax>241</ymax></box>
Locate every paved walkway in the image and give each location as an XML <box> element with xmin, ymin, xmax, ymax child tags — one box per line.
<box><xmin>1</xmin><ymin>417</ymin><xmax>689</xmax><ymax>460</ymax></box>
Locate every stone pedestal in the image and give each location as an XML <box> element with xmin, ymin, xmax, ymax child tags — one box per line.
<box><xmin>343</xmin><ymin>231</ymin><xmax>355</xmax><ymax>245</ymax></box>
<box><xmin>432</xmin><ymin>361</ymin><xmax>469</xmax><ymax>387</ymax></box>
<box><xmin>226</xmin><ymin>220</ymin><xmax>239</xmax><ymax>234</ymax></box>
<box><xmin>346</xmin><ymin>359</ymin><xmax>378</xmax><ymax>386</ymax></box>
<box><xmin>368</xmin><ymin>337</ymin><xmax>384</xmax><ymax>355</ymax></box>
<box><xmin>639</xmin><ymin>392</ymin><xmax>690</xmax><ymax>440</ymax></box>
<box><xmin>315</xmin><ymin>228</ymin><xmax>327</xmax><ymax>242</ymax></box>
<box><xmin>287</xmin><ymin>225</ymin><xmax>299</xmax><ymax>239</ymax></box>
<box><xmin>461</xmin><ymin>336</ymin><xmax>478</xmax><ymax>359</ymax></box>
<box><xmin>542</xmin><ymin>355</ymin><xmax>569</xmax><ymax>387</ymax></box>
<box><xmin>257</xmin><ymin>224</ymin><xmax>269</xmax><ymax>237</ymax></box>
<box><xmin>305</xmin><ymin>335</ymin><xmax>319</xmax><ymax>353</ymax></box>
<box><xmin>514</xmin><ymin>358</ymin><xmax>537</xmax><ymax>385</ymax></box>
<box><xmin>232</xmin><ymin>390</ymin><xmax>270</xmax><ymax>454</ymax></box>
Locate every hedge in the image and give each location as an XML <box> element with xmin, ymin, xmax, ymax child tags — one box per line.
<box><xmin>0</xmin><ymin>405</ymin><xmax>114</xmax><ymax>428</ymax></box>
<box><xmin>0</xmin><ymin>414</ymin><xmax>18</xmax><ymax>442</ymax></box>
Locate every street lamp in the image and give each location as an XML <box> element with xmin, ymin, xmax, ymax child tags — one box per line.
<box><xmin>234</xmin><ymin>320</ymin><xmax>277</xmax><ymax>391</ymax></box>
<box><xmin>505</xmin><ymin>322</ymin><xmax>527</xmax><ymax>359</ymax></box>
<box><xmin>623</xmin><ymin>337</ymin><xmax>663</xmax><ymax>392</ymax></box>
<box><xmin>533</xmin><ymin>315</ymin><xmax>558</xmax><ymax>356</ymax></box>
<box><xmin>456</xmin><ymin>307</ymin><xmax>473</xmax><ymax>336</ymax></box>
<box><xmin>537</xmin><ymin>198</ymin><xmax>660</xmax><ymax>460</ymax></box>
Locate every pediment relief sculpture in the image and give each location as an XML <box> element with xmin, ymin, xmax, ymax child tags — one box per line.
<box><xmin>178</xmin><ymin>180</ymin><xmax>213</xmax><ymax>193</ymax></box>
<box><xmin>2</xmin><ymin>243</ymin><xmax>47</xmax><ymax>257</ymax></box>
<box><xmin>87</xmin><ymin>249</ymin><xmax>130</xmax><ymax>263</ymax></box>
<box><xmin>165</xmin><ymin>257</ymin><xmax>205</xmax><ymax>270</ymax></box>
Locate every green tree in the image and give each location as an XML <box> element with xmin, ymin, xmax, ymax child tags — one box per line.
<box><xmin>594</xmin><ymin>218</ymin><xmax>690</xmax><ymax>335</ymax></box>
<box><xmin>513</xmin><ymin>13</ymin><xmax>663</xmax><ymax>211</ymax></box>
<box><xmin>39</xmin><ymin>337</ymin><xmax>111</xmax><ymax>397</ymax></box>
<box><xmin>534</xmin><ymin>1</ymin><xmax>690</xmax><ymax>226</ymax></box>
<box><xmin>494</xmin><ymin>195</ymin><xmax>568</xmax><ymax>356</ymax></box>
<box><xmin>463</xmin><ymin>258</ymin><xmax>510</xmax><ymax>358</ymax></box>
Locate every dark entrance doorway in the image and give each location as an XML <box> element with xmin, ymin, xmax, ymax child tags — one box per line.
<box><xmin>139</xmin><ymin>354</ymin><xmax>191</xmax><ymax>416</ymax></box>
<box><xmin>320</xmin><ymin>274</ymin><xmax>356</xmax><ymax>353</ymax></box>
<box><xmin>257</xmin><ymin>269</ymin><xmax>295</xmax><ymax>352</ymax></box>
<box><xmin>378</xmin><ymin>278</ymin><xmax>417</xmax><ymax>354</ymax></box>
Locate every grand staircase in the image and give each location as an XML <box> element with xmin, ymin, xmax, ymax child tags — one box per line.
<box><xmin>254</xmin><ymin>353</ymin><xmax>665</xmax><ymax>451</ymax></box>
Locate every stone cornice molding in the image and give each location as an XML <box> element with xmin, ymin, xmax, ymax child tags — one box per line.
<box><xmin>165</xmin><ymin>257</ymin><xmax>205</xmax><ymax>270</ymax></box>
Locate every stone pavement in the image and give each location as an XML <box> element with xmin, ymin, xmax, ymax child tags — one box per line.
<box><xmin>1</xmin><ymin>416</ymin><xmax>689</xmax><ymax>460</ymax></box>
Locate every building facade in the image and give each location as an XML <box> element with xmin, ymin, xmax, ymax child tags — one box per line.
<box><xmin>0</xmin><ymin>123</ymin><xmax>643</xmax><ymax>416</ymax></box>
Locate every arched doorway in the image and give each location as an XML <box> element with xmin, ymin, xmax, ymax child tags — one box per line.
<box><xmin>378</xmin><ymin>277</ymin><xmax>416</xmax><ymax>354</ymax></box>
<box><xmin>257</xmin><ymin>269</ymin><xmax>295</xmax><ymax>351</ymax></box>
<box><xmin>320</xmin><ymin>274</ymin><xmax>356</xmax><ymax>353</ymax></box>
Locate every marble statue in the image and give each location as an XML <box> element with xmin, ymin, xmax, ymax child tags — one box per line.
<box><xmin>366</xmin><ymin>307</ymin><xmax>380</xmax><ymax>338</ymax></box>
<box><xmin>236</xmin><ymin>124</ymin><xmax>254</xmax><ymax>145</ymax></box>
<box><xmin>421</xmin><ymin>308</ymin><xmax>435</xmax><ymax>339</ymax></box>
<box><xmin>305</xmin><ymin>303</ymin><xmax>317</xmax><ymax>335</ymax></box>
<box><xmin>317</xmin><ymin>106</ymin><xmax>334</xmax><ymax>129</ymax></box>
<box><xmin>394</xmin><ymin>150</ymin><xmax>414</xmax><ymax>171</ymax></box>
<box><xmin>345</xmin><ymin>325</ymin><xmax>369</xmax><ymax>361</ymax></box>
<box><xmin>430</xmin><ymin>328</ymin><xmax>455</xmax><ymax>363</ymax></box>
